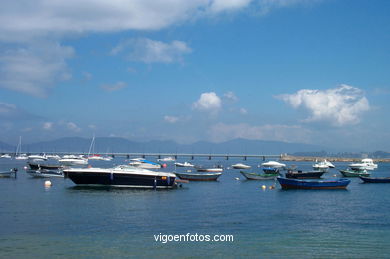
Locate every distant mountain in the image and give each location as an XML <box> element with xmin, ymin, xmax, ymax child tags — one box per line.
<box><xmin>12</xmin><ymin>137</ymin><xmax>324</xmax><ymax>155</ymax></box>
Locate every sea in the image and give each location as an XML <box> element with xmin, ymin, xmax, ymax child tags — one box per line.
<box><xmin>1</xmin><ymin>157</ymin><xmax>390</xmax><ymax>258</ymax></box>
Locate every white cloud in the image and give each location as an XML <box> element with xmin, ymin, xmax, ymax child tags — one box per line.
<box><xmin>112</xmin><ymin>38</ymin><xmax>192</xmax><ymax>64</ymax></box>
<box><xmin>239</xmin><ymin>108</ymin><xmax>248</xmax><ymax>114</ymax></box>
<box><xmin>209</xmin><ymin>0</ymin><xmax>253</xmax><ymax>13</ymax></box>
<box><xmin>43</xmin><ymin>122</ymin><xmax>53</xmax><ymax>130</ymax></box>
<box><xmin>209</xmin><ymin>122</ymin><xmax>310</xmax><ymax>143</ymax></box>
<box><xmin>223</xmin><ymin>91</ymin><xmax>238</xmax><ymax>102</ymax></box>
<box><xmin>0</xmin><ymin>41</ymin><xmax>74</xmax><ymax>97</ymax></box>
<box><xmin>278</xmin><ymin>84</ymin><xmax>370</xmax><ymax>126</ymax></box>
<box><xmin>66</xmin><ymin>122</ymin><xmax>81</xmax><ymax>132</ymax></box>
<box><xmin>259</xmin><ymin>0</ymin><xmax>321</xmax><ymax>15</ymax></box>
<box><xmin>164</xmin><ymin>115</ymin><xmax>179</xmax><ymax>123</ymax></box>
<box><xmin>101</xmin><ymin>81</ymin><xmax>127</xmax><ymax>92</ymax></box>
<box><xmin>192</xmin><ymin>92</ymin><xmax>222</xmax><ymax>112</ymax></box>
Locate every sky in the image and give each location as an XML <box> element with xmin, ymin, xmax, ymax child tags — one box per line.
<box><xmin>0</xmin><ymin>0</ymin><xmax>389</xmax><ymax>151</ymax></box>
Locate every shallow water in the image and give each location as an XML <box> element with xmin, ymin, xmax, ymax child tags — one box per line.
<box><xmin>1</xmin><ymin>158</ymin><xmax>390</xmax><ymax>258</ymax></box>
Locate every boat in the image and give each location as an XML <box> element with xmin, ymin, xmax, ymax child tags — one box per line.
<box><xmin>285</xmin><ymin>170</ymin><xmax>325</xmax><ymax>179</ymax></box>
<box><xmin>14</xmin><ymin>136</ymin><xmax>28</xmax><ymax>160</ymax></box>
<box><xmin>0</xmin><ymin>168</ymin><xmax>17</xmax><ymax>178</ymax></box>
<box><xmin>28</xmin><ymin>154</ymin><xmax>47</xmax><ymax>161</ymax></box>
<box><xmin>88</xmin><ymin>154</ymin><xmax>105</xmax><ymax>160</ymax></box>
<box><xmin>260</xmin><ymin>161</ymin><xmax>286</xmax><ymax>168</ymax></box>
<box><xmin>349</xmin><ymin>158</ymin><xmax>378</xmax><ymax>171</ymax></box>
<box><xmin>0</xmin><ymin>154</ymin><xmax>12</xmax><ymax>159</ymax></box>
<box><xmin>240</xmin><ymin>171</ymin><xmax>278</xmax><ymax>180</ymax></box>
<box><xmin>27</xmin><ymin>162</ymin><xmax>63</xmax><ymax>170</ymax></box>
<box><xmin>262</xmin><ymin>167</ymin><xmax>279</xmax><ymax>174</ymax></box>
<box><xmin>312</xmin><ymin>161</ymin><xmax>329</xmax><ymax>172</ymax></box>
<box><xmin>26</xmin><ymin>169</ymin><xmax>64</xmax><ymax>178</ymax></box>
<box><xmin>45</xmin><ymin>154</ymin><xmax>61</xmax><ymax>160</ymax></box>
<box><xmin>339</xmin><ymin>169</ymin><xmax>370</xmax><ymax>177</ymax></box>
<box><xmin>359</xmin><ymin>176</ymin><xmax>390</xmax><ymax>183</ymax></box>
<box><xmin>158</xmin><ymin>157</ymin><xmax>175</xmax><ymax>162</ymax></box>
<box><xmin>231</xmin><ymin>163</ymin><xmax>251</xmax><ymax>169</ymax></box>
<box><xmin>59</xmin><ymin>157</ymin><xmax>88</xmax><ymax>166</ymax></box>
<box><xmin>175</xmin><ymin>172</ymin><xmax>222</xmax><ymax>181</ymax></box>
<box><xmin>324</xmin><ymin>160</ymin><xmax>335</xmax><ymax>168</ymax></box>
<box><xmin>277</xmin><ymin>177</ymin><xmax>351</xmax><ymax>190</ymax></box>
<box><xmin>174</xmin><ymin>162</ymin><xmax>195</xmax><ymax>167</ymax></box>
<box><xmin>128</xmin><ymin>158</ymin><xmax>162</xmax><ymax>169</ymax></box>
<box><xmin>64</xmin><ymin>165</ymin><xmax>177</xmax><ymax>188</ymax></box>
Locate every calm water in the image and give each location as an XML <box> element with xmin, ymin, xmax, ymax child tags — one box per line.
<box><xmin>1</xmin><ymin>158</ymin><xmax>390</xmax><ymax>258</ymax></box>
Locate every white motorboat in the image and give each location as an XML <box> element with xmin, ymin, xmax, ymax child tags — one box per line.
<box><xmin>260</xmin><ymin>161</ymin><xmax>286</xmax><ymax>168</ymax></box>
<box><xmin>231</xmin><ymin>163</ymin><xmax>251</xmax><ymax>169</ymax></box>
<box><xmin>59</xmin><ymin>157</ymin><xmax>88</xmax><ymax>166</ymax></box>
<box><xmin>26</xmin><ymin>169</ymin><xmax>64</xmax><ymax>178</ymax></box>
<box><xmin>175</xmin><ymin>162</ymin><xmax>195</xmax><ymax>167</ymax></box>
<box><xmin>28</xmin><ymin>154</ymin><xmax>47</xmax><ymax>160</ymax></box>
<box><xmin>349</xmin><ymin>158</ymin><xmax>378</xmax><ymax>171</ymax></box>
<box><xmin>312</xmin><ymin>161</ymin><xmax>329</xmax><ymax>172</ymax></box>
<box><xmin>0</xmin><ymin>154</ymin><xmax>12</xmax><ymax>159</ymax></box>
<box><xmin>158</xmin><ymin>157</ymin><xmax>176</xmax><ymax>162</ymax></box>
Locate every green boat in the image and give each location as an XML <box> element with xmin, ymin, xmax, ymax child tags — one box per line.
<box><xmin>339</xmin><ymin>169</ymin><xmax>370</xmax><ymax>177</ymax></box>
<box><xmin>240</xmin><ymin>171</ymin><xmax>279</xmax><ymax>180</ymax></box>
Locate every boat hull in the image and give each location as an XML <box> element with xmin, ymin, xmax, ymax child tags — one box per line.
<box><xmin>359</xmin><ymin>176</ymin><xmax>390</xmax><ymax>183</ymax></box>
<box><xmin>175</xmin><ymin>172</ymin><xmax>222</xmax><ymax>181</ymax></box>
<box><xmin>277</xmin><ymin>177</ymin><xmax>350</xmax><ymax>190</ymax></box>
<box><xmin>65</xmin><ymin>170</ymin><xmax>176</xmax><ymax>188</ymax></box>
<box><xmin>26</xmin><ymin>169</ymin><xmax>64</xmax><ymax>178</ymax></box>
<box><xmin>196</xmin><ymin>168</ymin><xmax>223</xmax><ymax>172</ymax></box>
<box><xmin>262</xmin><ymin>167</ymin><xmax>279</xmax><ymax>174</ymax></box>
<box><xmin>240</xmin><ymin>171</ymin><xmax>278</xmax><ymax>180</ymax></box>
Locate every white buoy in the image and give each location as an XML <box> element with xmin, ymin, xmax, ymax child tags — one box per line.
<box><xmin>44</xmin><ymin>180</ymin><xmax>52</xmax><ymax>187</ymax></box>
<box><xmin>235</xmin><ymin>177</ymin><xmax>240</xmax><ymax>180</ymax></box>
<box><xmin>261</xmin><ymin>185</ymin><xmax>266</xmax><ymax>190</ymax></box>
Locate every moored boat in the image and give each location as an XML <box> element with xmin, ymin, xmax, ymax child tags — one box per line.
<box><xmin>27</xmin><ymin>162</ymin><xmax>63</xmax><ymax>170</ymax></box>
<box><xmin>26</xmin><ymin>169</ymin><xmax>64</xmax><ymax>178</ymax></box>
<box><xmin>349</xmin><ymin>158</ymin><xmax>378</xmax><ymax>171</ymax></box>
<box><xmin>240</xmin><ymin>171</ymin><xmax>278</xmax><ymax>180</ymax></box>
<box><xmin>339</xmin><ymin>169</ymin><xmax>370</xmax><ymax>177</ymax></box>
<box><xmin>261</xmin><ymin>161</ymin><xmax>286</xmax><ymax>168</ymax></box>
<box><xmin>285</xmin><ymin>170</ymin><xmax>325</xmax><ymax>179</ymax></box>
<box><xmin>231</xmin><ymin>163</ymin><xmax>251</xmax><ymax>169</ymax></box>
<box><xmin>196</xmin><ymin>167</ymin><xmax>223</xmax><ymax>172</ymax></box>
<box><xmin>175</xmin><ymin>172</ymin><xmax>222</xmax><ymax>181</ymax></box>
<box><xmin>64</xmin><ymin>165</ymin><xmax>176</xmax><ymax>188</ymax></box>
<box><xmin>359</xmin><ymin>176</ymin><xmax>390</xmax><ymax>183</ymax></box>
<box><xmin>0</xmin><ymin>168</ymin><xmax>17</xmax><ymax>178</ymax></box>
<box><xmin>174</xmin><ymin>162</ymin><xmax>195</xmax><ymax>167</ymax></box>
<box><xmin>277</xmin><ymin>177</ymin><xmax>350</xmax><ymax>190</ymax></box>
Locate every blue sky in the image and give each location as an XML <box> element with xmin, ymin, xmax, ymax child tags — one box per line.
<box><xmin>0</xmin><ymin>0</ymin><xmax>389</xmax><ymax>151</ymax></box>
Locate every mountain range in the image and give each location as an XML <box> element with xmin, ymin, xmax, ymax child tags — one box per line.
<box><xmin>0</xmin><ymin>137</ymin><xmax>324</xmax><ymax>155</ymax></box>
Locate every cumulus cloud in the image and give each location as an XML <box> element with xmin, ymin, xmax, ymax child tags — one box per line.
<box><xmin>192</xmin><ymin>92</ymin><xmax>222</xmax><ymax>113</ymax></box>
<box><xmin>0</xmin><ymin>41</ymin><xmax>74</xmax><ymax>97</ymax></box>
<box><xmin>239</xmin><ymin>108</ymin><xmax>248</xmax><ymax>114</ymax></box>
<box><xmin>101</xmin><ymin>81</ymin><xmax>127</xmax><ymax>92</ymax></box>
<box><xmin>112</xmin><ymin>38</ymin><xmax>192</xmax><ymax>64</ymax></box>
<box><xmin>164</xmin><ymin>115</ymin><xmax>179</xmax><ymax>123</ymax></box>
<box><xmin>278</xmin><ymin>84</ymin><xmax>370</xmax><ymax>126</ymax></box>
<box><xmin>209</xmin><ymin>0</ymin><xmax>253</xmax><ymax>13</ymax></box>
<box><xmin>209</xmin><ymin>122</ymin><xmax>310</xmax><ymax>143</ymax></box>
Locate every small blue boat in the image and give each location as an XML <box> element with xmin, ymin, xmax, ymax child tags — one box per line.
<box><xmin>277</xmin><ymin>176</ymin><xmax>350</xmax><ymax>190</ymax></box>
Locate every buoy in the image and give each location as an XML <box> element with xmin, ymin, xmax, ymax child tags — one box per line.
<box><xmin>44</xmin><ymin>180</ymin><xmax>52</xmax><ymax>187</ymax></box>
<box><xmin>269</xmin><ymin>185</ymin><xmax>275</xmax><ymax>189</ymax></box>
<box><xmin>333</xmin><ymin>174</ymin><xmax>337</xmax><ymax>177</ymax></box>
<box><xmin>235</xmin><ymin>177</ymin><xmax>240</xmax><ymax>180</ymax></box>
<box><xmin>162</xmin><ymin>164</ymin><xmax>167</xmax><ymax>168</ymax></box>
<box><xmin>23</xmin><ymin>166</ymin><xmax>28</xmax><ymax>170</ymax></box>
<box><xmin>261</xmin><ymin>185</ymin><xmax>266</xmax><ymax>190</ymax></box>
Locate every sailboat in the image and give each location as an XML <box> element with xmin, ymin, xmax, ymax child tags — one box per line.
<box><xmin>87</xmin><ymin>135</ymin><xmax>105</xmax><ymax>160</ymax></box>
<box><xmin>14</xmin><ymin>136</ymin><xmax>28</xmax><ymax>160</ymax></box>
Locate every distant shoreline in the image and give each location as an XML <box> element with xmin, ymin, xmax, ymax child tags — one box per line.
<box><xmin>280</xmin><ymin>155</ymin><xmax>390</xmax><ymax>163</ymax></box>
